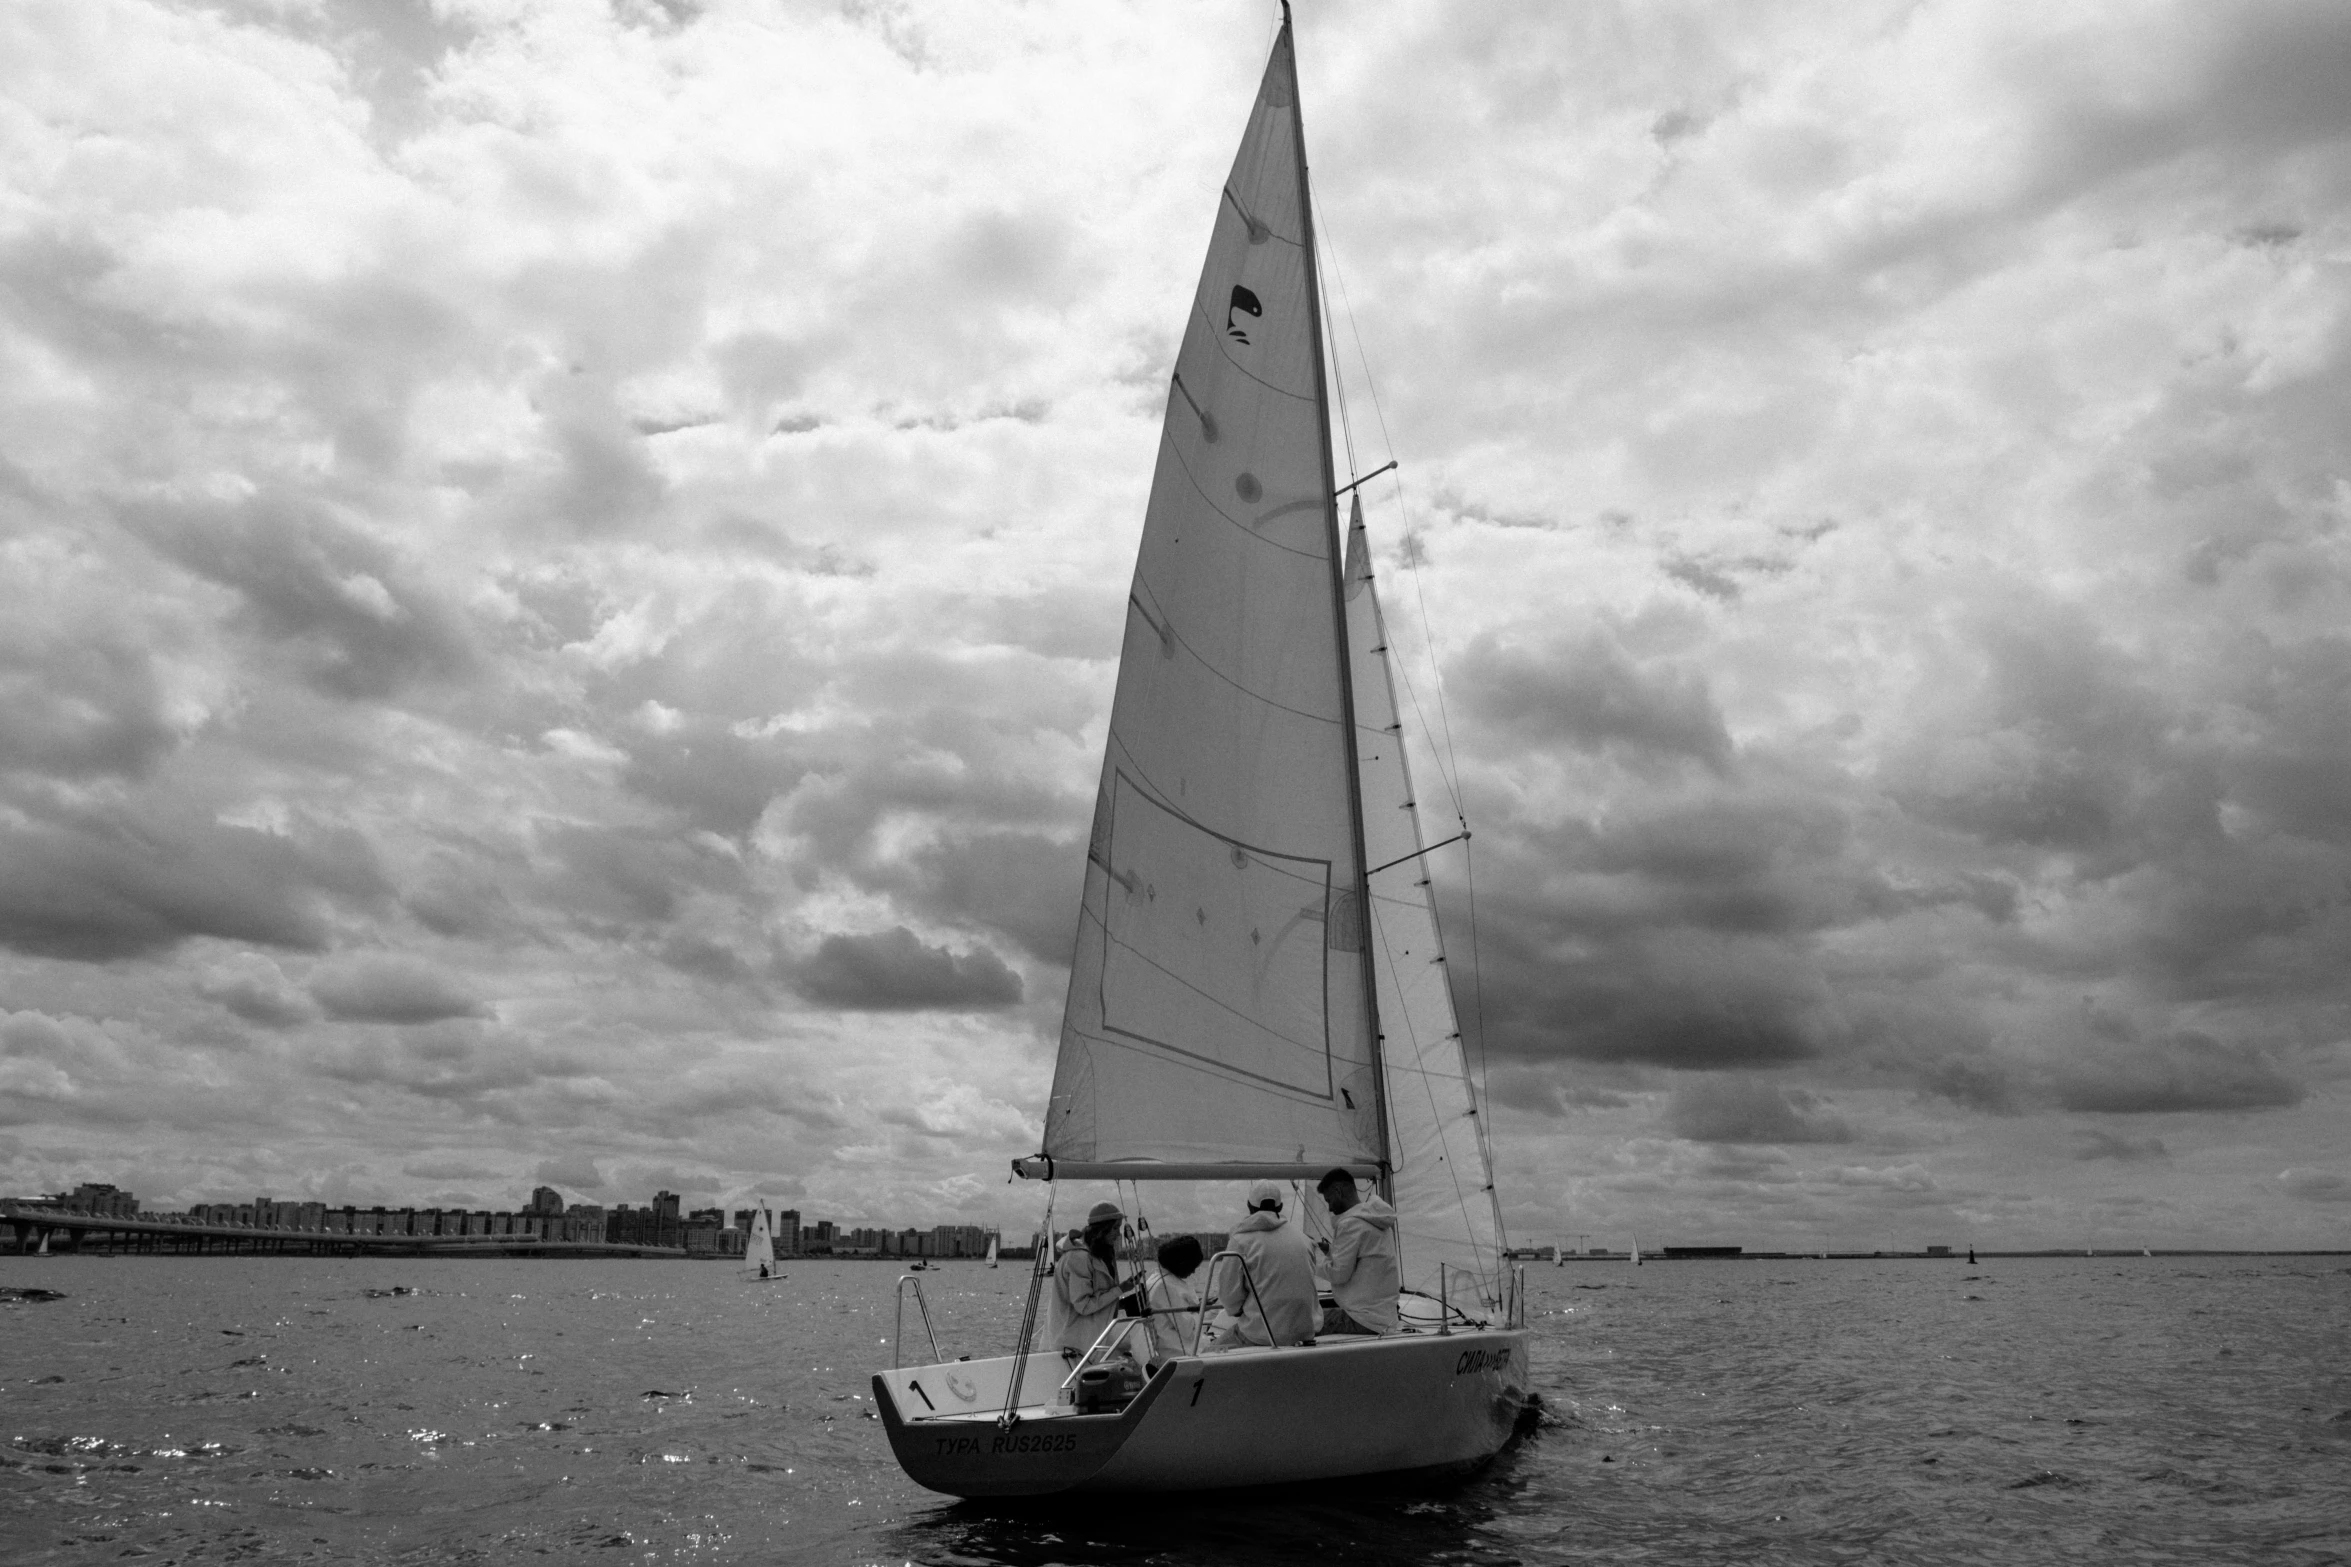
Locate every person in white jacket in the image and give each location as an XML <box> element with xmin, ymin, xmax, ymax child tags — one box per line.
<box><xmin>1140</xmin><ymin>1234</ymin><xmax>1205</xmax><ymax>1362</ymax></box>
<box><xmin>1207</xmin><ymin>1180</ymin><xmax>1319</xmax><ymax>1349</ymax></box>
<box><xmin>1314</xmin><ymin>1168</ymin><xmax>1401</xmax><ymax>1335</ymax></box>
<box><xmin>1050</xmin><ymin>1201</ymin><xmax>1128</xmax><ymax>1358</ymax></box>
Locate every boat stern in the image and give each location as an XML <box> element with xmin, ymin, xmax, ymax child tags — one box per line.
<box><xmin>873</xmin><ymin>1359</ymin><xmax>1176</xmax><ymax>1498</ymax></box>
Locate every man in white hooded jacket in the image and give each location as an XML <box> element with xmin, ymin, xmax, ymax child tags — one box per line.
<box><xmin>1315</xmin><ymin>1168</ymin><xmax>1400</xmax><ymax>1335</ymax></box>
<box><xmin>1206</xmin><ymin>1180</ymin><xmax>1319</xmax><ymax>1348</ymax></box>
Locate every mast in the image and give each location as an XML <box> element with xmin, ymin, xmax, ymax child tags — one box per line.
<box><xmin>1283</xmin><ymin>5</ymin><xmax>1392</xmax><ymax>1195</ymax></box>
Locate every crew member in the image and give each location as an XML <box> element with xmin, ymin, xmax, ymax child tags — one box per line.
<box><xmin>1314</xmin><ymin>1167</ymin><xmax>1400</xmax><ymax>1334</ymax></box>
<box><xmin>1050</xmin><ymin>1200</ymin><xmax>1128</xmax><ymax>1358</ymax></box>
<box><xmin>1207</xmin><ymin>1180</ymin><xmax>1318</xmax><ymax>1348</ymax></box>
<box><xmin>1142</xmin><ymin>1234</ymin><xmax>1206</xmax><ymax>1361</ymax></box>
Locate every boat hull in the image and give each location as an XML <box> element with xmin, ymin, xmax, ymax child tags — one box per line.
<box><xmin>875</xmin><ymin>1329</ymin><xmax>1529</xmax><ymax>1497</ymax></box>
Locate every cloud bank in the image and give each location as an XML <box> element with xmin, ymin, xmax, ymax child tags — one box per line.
<box><xmin>0</xmin><ymin>0</ymin><xmax>2344</xmax><ymax>1248</ymax></box>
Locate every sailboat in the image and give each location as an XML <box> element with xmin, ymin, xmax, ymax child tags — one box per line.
<box><xmin>985</xmin><ymin>1233</ymin><xmax>1000</xmax><ymax>1270</ymax></box>
<box><xmin>872</xmin><ymin>6</ymin><xmax>1528</xmax><ymax>1496</ymax></box>
<box><xmin>741</xmin><ymin>1205</ymin><xmax>783</xmax><ymax>1283</ymax></box>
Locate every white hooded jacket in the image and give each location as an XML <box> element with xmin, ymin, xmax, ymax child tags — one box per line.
<box><xmin>1208</xmin><ymin>1208</ymin><xmax>1319</xmax><ymax>1348</ymax></box>
<box><xmin>1324</xmin><ymin>1193</ymin><xmax>1401</xmax><ymax>1333</ymax></box>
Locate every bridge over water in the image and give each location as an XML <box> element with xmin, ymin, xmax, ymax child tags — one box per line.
<box><xmin>0</xmin><ymin>1201</ymin><xmax>686</xmax><ymax>1259</ymax></box>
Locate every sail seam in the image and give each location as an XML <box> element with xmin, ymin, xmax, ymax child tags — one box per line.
<box><xmin>1126</xmin><ymin>580</ymin><xmax>1341</xmax><ymax>728</ymax></box>
<box><xmin>1072</xmin><ymin>1027</ymin><xmax>1344</xmax><ymax>1105</ymax></box>
<box><xmin>1188</xmin><ymin>298</ymin><xmax>1316</xmax><ymax>404</ymax></box>
<box><xmin>1156</xmin><ymin>437</ymin><xmax>1328</xmax><ymax>562</ymax></box>
<box><xmin>1221</xmin><ymin>185</ymin><xmax>1298</xmax><ymax>248</ymax></box>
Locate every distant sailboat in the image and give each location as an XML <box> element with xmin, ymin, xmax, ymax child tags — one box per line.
<box><xmin>1630</xmin><ymin>1235</ymin><xmax>1641</xmax><ymax>1267</ymax></box>
<box><xmin>985</xmin><ymin>1233</ymin><xmax>999</xmax><ymax>1270</ymax></box>
<box><xmin>1555</xmin><ymin>1235</ymin><xmax>1565</xmax><ymax>1268</ymax></box>
<box><xmin>741</xmin><ymin>1206</ymin><xmax>783</xmax><ymax>1283</ymax></box>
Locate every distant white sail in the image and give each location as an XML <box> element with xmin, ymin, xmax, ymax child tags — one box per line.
<box><xmin>742</xmin><ymin>1206</ymin><xmax>775</xmax><ymax>1279</ymax></box>
<box><xmin>1041</xmin><ymin>25</ymin><xmax>1382</xmax><ymax>1175</ymax></box>
<box><xmin>1345</xmin><ymin>495</ymin><xmax>1503</xmax><ymax>1309</ymax></box>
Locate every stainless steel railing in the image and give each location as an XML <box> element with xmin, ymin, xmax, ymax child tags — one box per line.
<box><xmin>892</xmin><ymin>1273</ymin><xmax>943</xmax><ymax>1369</ymax></box>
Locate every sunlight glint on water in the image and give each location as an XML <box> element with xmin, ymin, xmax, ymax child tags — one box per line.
<box><xmin>2</xmin><ymin>1255</ymin><xmax>2346</xmax><ymax>1564</ymax></box>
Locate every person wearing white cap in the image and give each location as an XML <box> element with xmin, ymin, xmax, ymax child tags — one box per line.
<box><xmin>1206</xmin><ymin>1179</ymin><xmax>1318</xmax><ymax>1349</ymax></box>
<box><xmin>1049</xmin><ymin>1199</ymin><xmax>1130</xmax><ymax>1358</ymax></box>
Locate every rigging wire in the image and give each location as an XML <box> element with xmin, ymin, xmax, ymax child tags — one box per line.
<box><xmin>1315</xmin><ymin>216</ymin><xmax>1501</xmax><ymax>1249</ymax></box>
<box><xmin>1318</xmin><ymin>233</ymin><xmax>1469</xmax><ymax>824</ymax></box>
<box><xmin>1321</xmin><ymin>241</ymin><xmax>1361</xmax><ymax>483</ymax></box>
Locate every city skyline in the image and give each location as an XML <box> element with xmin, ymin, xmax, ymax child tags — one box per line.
<box><xmin>1</xmin><ymin>2</ymin><xmax>2346</xmax><ymax>1251</ymax></box>
<box><xmin>8</xmin><ymin>1178</ymin><xmax>1004</xmax><ymax>1260</ymax></box>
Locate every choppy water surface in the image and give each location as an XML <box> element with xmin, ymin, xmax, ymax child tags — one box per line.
<box><xmin>3</xmin><ymin>1254</ymin><xmax>2347</xmax><ymax>1565</ymax></box>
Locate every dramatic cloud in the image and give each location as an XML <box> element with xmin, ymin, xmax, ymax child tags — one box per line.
<box><xmin>1458</xmin><ymin>631</ymin><xmax>1733</xmax><ymax>773</ymax></box>
<box><xmin>0</xmin><ymin>804</ymin><xmax>384</xmax><ymax>961</ymax></box>
<box><xmin>535</xmin><ymin>1154</ymin><xmax>606</xmax><ymax>1192</ymax></box>
<box><xmin>309</xmin><ymin>956</ymin><xmax>487</xmax><ymax>1025</ymax></box>
<box><xmin>788</xmin><ymin>927</ymin><xmax>1024</xmax><ymax>1012</ymax></box>
<box><xmin>2073</xmin><ymin>1130</ymin><xmax>2170</xmax><ymax>1163</ymax></box>
<box><xmin>1666</xmin><ymin>1078</ymin><xmax>1854</xmax><ymax>1146</ymax></box>
<box><xmin>2053</xmin><ymin>1030</ymin><xmax>2305</xmax><ymax>1115</ymax></box>
<box><xmin>2277</xmin><ymin>1169</ymin><xmax>2351</xmax><ymax>1203</ymax></box>
<box><xmin>1</xmin><ymin>0</ymin><xmax>2346</xmax><ymax>1249</ymax></box>
<box><xmin>198</xmin><ymin>953</ymin><xmax>315</xmax><ymax>1028</ymax></box>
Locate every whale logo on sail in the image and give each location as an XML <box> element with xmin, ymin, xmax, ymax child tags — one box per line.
<box><xmin>1227</xmin><ymin>285</ymin><xmax>1263</xmax><ymax>344</ymax></box>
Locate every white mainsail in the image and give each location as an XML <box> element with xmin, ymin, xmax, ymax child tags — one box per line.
<box><xmin>1345</xmin><ymin>494</ymin><xmax>1505</xmax><ymax>1311</ymax></box>
<box><xmin>1040</xmin><ymin>25</ymin><xmax>1382</xmax><ymax>1178</ymax></box>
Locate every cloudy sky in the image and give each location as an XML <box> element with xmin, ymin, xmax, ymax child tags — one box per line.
<box><xmin>3</xmin><ymin>0</ymin><xmax>2347</xmax><ymax>1251</ymax></box>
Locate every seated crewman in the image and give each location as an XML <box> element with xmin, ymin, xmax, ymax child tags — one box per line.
<box><xmin>1142</xmin><ymin>1234</ymin><xmax>1206</xmax><ymax>1360</ymax></box>
<box><xmin>1207</xmin><ymin>1180</ymin><xmax>1318</xmax><ymax>1349</ymax></box>
<box><xmin>1314</xmin><ymin>1167</ymin><xmax>1400</xmax><ymax>1335</ymax></box>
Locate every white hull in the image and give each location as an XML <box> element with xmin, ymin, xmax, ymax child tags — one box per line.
<box><xmin>875</xmin><ymin>1328</ymin><xmax>1529</xmax><ymax>1496</ymax></box>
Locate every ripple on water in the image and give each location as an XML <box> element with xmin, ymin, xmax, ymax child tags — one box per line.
<box><xmin>3</xmin><ymin>1256</ymin><xmax>2348</xmax><ymax>1565</ymax></box>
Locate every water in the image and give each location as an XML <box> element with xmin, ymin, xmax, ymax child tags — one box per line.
<box><xmin>4</xmin><ymin>1254</ymin><xmax>2346</xmax><ymax>1565</ymax></box>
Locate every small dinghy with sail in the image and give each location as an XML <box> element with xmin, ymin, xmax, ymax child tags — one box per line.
<box><xmin>741</xmin><ymin>1205</ymin><xmax>783</xmax><ymax>1283</ymax></box>
<box><xmin>872</xmin><ymin>5</ymin><xmax>1529</xmax><ymax>1497</ymax></box>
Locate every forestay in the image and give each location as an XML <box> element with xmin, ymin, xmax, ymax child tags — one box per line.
<box><xmin>1040</xmin><ymin>26</ymin><xmax>1383</xmax><ymax>1175</ymax></box>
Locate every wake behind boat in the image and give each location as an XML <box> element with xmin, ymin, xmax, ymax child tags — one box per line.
<box><xmin>873</xmin><ymin>5</ymin><xmax>1528</xmax><ymax>1498</ymax></box>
